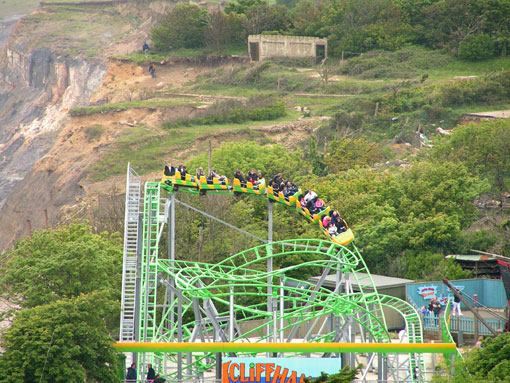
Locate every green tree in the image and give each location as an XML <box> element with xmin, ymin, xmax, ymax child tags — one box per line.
<box><xmin>186</xmin><ymin>141</ymin><xmax>311</xmax><ymax>182</ymax></box>
<box><xmin>0</xmin><ymin>291</ymin><xmax>121</xmax><ymax>383</ymax></box>
<box><xmin>324</xmin><ymin>137</ymin><xmax>384</xmax><ymax>173</ymax></box>
<box><xmin>394</xmin><ymin>0</ymin><xmax>440</xmax><ymax>29</ymax></box>
<box><xmin>302</xmin><ymin>160</ymin><xmax>488</xmax><ymax>276</ymax></box>
<box><xmin>307</xmin><ymin>136</ymin><xmax>327</xmax><ymax>176</ymax></box>
<box><xmin>420</xmin><ymin>0</ymin><xmax>487</xmax><ymax>56</ymax></box>
<box><xmin>150</xmin><ymin>3</ymin><xmax>207</xmax><ymax>50</ymax></box>
<box><xmin>292</xmin><ymin>0</ymin><xmax>330</xmax><ymax>37</ymax></box>
<box><xmin>276</xmin><ymin>0</ymin><xmax>300</xmax><ymax>9</ymax></box>
<box><xmin>244</xmin><ymin>4</ymin><xmax>292</xmax><ymax>35</ymax></box>
<box><xmin>224</xmin><ymin>0</ymin><xmax>267</xmax><ymax>15</ymax></box>
<box><xmin>325</xmin><ymin>0</ymin><xmax>414</xmax><ymax>55</ymax></box>
<box><xmin>305</xmin><ymin>366</ymin><xmax>361</xmax><ymax>383</ymax></box>
<box><xmin>436</xmin><ymin>333</ymin><xmax>510</xmax><ymax>382</ymax></box>
<box><xmin>458</xmin><ymin>34</ymin><xmax>497</xmax><ymax>60</ymax></box>
<box><xmin>204</xmin><ymin>11</ymin><xmax>243</xmax><ymax>50</ymax></box>
<box><xmin>1</xmin><ymin>222</ymin><xmax>122</xmax><ymax>308</ymax></box>
<box><xmin>432</xmin><ymin>120</ymin><xmax>510</xmax><ymax>200</ymax></box>
<box><xmin>484</xmin><ymin>0</ymin><xmax>510</xmax><ymax>57</ymax></box>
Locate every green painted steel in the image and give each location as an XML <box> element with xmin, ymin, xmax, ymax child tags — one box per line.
<box><xmin>138</xmin><ymin>182</ymin><xmax>162</xmax><ymax>344</ymax></box>
<box><xmin>157</xmin><ymin>239</ymin><xmax>389</xmax><ymax>344</ymax></box>
<box><xmin>132</xmin><ymin>181</ymin><xmax>441</xmax><ymax>382</ymax></box>
<box><xmin>441</xmin><ymin>300</ymin><xmax>463</xmax><ymax>366</ymax></box>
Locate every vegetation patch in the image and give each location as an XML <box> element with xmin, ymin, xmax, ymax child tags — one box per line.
<box><xmin>119</xmin><ymin>43</ymin><xmax>248</xmax><ymax>65</ymax></box>
<box><xmin>338</xmin><ymin>46</ymin><xmax>452</xmax><ymax>79</ymax></box>
<box><xmin>0</xmin><ymin>0</ymin><xmax>40</xmax><ymax>17</ymax></box>
<box><xmin>84</xmin><ymin>125</ymin><xmax>103</xmax><ymax>141</ymax></box>
<box><xmin>70</xmin><ymin>100</ymin><xmax>199</xmax><ymax>116</ymax></box>
<box><xmin>16</xmin><ymin>3</ymin><xmax>146</xmax><ymax>58</ymax></box>
<box><xmin>89</xmin><ymin>109</ymin><xmax>299</xmax><ymax>182</ymax></box>
<box><xmin>163</xmin><ymin>97</ymin><xmax>286</xmax><ymax>129</ymax></box>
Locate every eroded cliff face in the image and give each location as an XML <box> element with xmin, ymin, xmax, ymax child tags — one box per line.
<box><xmin>0</xmin><ymin>46</ymin><xmax>106</xmax><ymax>208</ymax></box>
<box><xmin>0</xmin><ymin>1</ymin><xmax>174</xmax><ymax>252</ymax></box>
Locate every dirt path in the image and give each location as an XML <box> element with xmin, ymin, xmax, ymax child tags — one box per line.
<box><xmin>91</xmin><ymin>60</ymin><xmax>239</xmax><ymax>103</ymax></box>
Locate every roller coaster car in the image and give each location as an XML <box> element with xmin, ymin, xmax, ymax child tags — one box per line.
<box><xmin>162</xmin><ymin>172</ymin><xmax>174</xmax><ymax>187</ymax></box>
<box><xmin>160</xmin><ymin>168</ymin><xmax>354</xmax><ymax>245</ymax></box>
<box><xmin>172</xmin><ymin>171</ymin><xmax>198</xmax><ymax>188</ymax></box>
<box><xmin>233</xmin><ymin>178</ymin><xmax>266</xmax><ymax>195</ymax></box>
<box><xmin>295</xmin><ymin>203</ymin><xmax>315</xmax><ymax>223</ymax></box>
<box><xmin>312</xmin><ymin>206</ymin><xmax>331</xmax><ymax>222</ymax></box>
<box><xmin>266</xmin><ymin>187</ymin><xmax>301</xmax><ymax>206</ymax></box>
<box><xmin>198</xmin><ymin>176</ymin><xmax>229</xmax><ymax>191</ymax></box>
<box><xmin>319</xmin><ymin>220</ymin><xmax>354</xmax><ymax>246</ymax></box>
<box><xmin>332</xmin><ymin>228</ymin><xmax>354</xmax><ymax>246</ymax></box>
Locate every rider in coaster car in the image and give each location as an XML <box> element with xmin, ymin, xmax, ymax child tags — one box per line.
<box><xmin>330</xmin><ymin>210</ymin><xmax>347</xmax><ymax>233</ymax></box>
<box><xmin>298</xmin><ymin>194</ymin><xmax>306</xmax><ymax>210</ymax></box>
<box><xmin>210</xmin><ymin>169</ymin><xmax>226</xmax><ymax>184</ymax></box>
<box><xmin>327</xmin><ymin>222</ymin><xmax>338</xmax><ymax>237</ymax></box>
<box><xmin>304</xmin><ymin>190</ymin><xmax>317</xmax><ymax>205</ymax></box>
<box><xmin>314</xmin><ymin>198</ymin><xmax>326</xmax><ymax>212</ymax></box>
<box><xmin>234</xmin><ymin>169</ymin><xmax>246</xmax><ymax>187</ymax></box>
<box><xmin>284</xmin><ymin>181</ymin><xmax>298</xmax><ymax>195</ymax></box>
<box><xmin>272</xmin><ymin>173</ymin><xmax>284</xmax><ymax>191</ymax></box>
<box><xmin>246</xmin><ymin>170</ymin><xmax>257</xmax><ymax>185</ymax></box>
<box><xmin>164</xmin><ymin>163</ymin><xmax>175</xmax><ymax>176</ymax></box>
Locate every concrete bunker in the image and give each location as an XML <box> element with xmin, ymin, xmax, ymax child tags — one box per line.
<box><xmin>248</xmin><ymin>35</ymin><xmax>327</xmax><ymax>62</ymax></box>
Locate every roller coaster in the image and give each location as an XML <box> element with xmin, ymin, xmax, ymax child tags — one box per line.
<box><xmin>118</xmin><ymin>163</ymin><xmax>446</xmax><ymax>383</ymax></box>
<box><xmin>161</xmin><ymin>168</ymin><xmax>354</xmax><ymax>246</ymax></box>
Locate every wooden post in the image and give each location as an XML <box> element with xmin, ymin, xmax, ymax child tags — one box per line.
<box><xmin>474</xmin><ymin>308</ymin><xmax>479</xmax><ymax>341</ymax></box>
<box><xmin>44</xmin><ymin>209</ymin><xmax>49</xmax><ymax>229</ymax></box>
<box><xmin>374</xmin><ymin>102</ymin><xmax>379</xmax><ymax>117</ymax></box>
<box><xmin>26</xmin><ymin>219</ymin><xmax>32</xmax><ymax>236</ymax></box>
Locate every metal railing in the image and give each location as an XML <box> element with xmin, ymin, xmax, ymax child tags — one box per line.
<box><xmin>422</xmin><ymin>314</ymin><xmax>505</xmax><ymax>334</ymax></box>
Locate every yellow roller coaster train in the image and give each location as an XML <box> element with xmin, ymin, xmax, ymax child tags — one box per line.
<box><xmin>161</xmin><ymin>168</ymin><xmax>354</xmax><ymax>246</ymax></box>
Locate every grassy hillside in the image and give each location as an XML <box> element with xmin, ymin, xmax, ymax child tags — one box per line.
<box><xmin>0</xmin><ymin>0</ymin><xmax>40</xmax><ymax>18</ymax></box>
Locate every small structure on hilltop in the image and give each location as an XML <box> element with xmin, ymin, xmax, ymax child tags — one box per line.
<box><xmin>248</xmin><ymin>35</ymin><xmax>327</xmax><ymax>62</ymax></box>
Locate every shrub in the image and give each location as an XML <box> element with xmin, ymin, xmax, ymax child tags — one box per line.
<box><xmin>423</xmin><ymin>104</ymin><xmax>451</xmax><ymax>121</ymax></box>
<box><xmin>458</xmin><ymin>34</ymin><xmax>497</xmax><ymax>61</ymax></box>
<box><xmin>150</xmin><ymin>4</ymin><xmax>207</xmax><ymax>50</ymax></box>
<box><xmin>84</xmin><ymin>125</ymin><xmax>103</xmax><ymax>142</ymax></box>
<box><xmin>163</xmin><ymin>97</ymin><xmax>286</xmax><ymax>128</ymax></box>
<box><xmin>339</xmin><ymin>47</ymin><xmax>452</xmax><ymax>79</ymax></box>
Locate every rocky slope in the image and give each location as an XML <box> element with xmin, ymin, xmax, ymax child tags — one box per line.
<box><xmin>0</xmin><ymin>1</ymin><xmax>321</xmax><ymax>253</ymax></box>
<box><xmin>0</xmin><ymin>0</ymin><xmax>174</xmax><ymax>251</ymax></box>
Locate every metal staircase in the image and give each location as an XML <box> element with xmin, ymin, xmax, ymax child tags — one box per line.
<box><xmin>119</xmin><ymin>164</ymin><xmax>141</xmax><ymax>342</ymax></box>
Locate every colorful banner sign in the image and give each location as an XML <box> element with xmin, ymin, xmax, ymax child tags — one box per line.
<box><xmin>416</xmin><ymin>284</ymin><xmax>465</xmax><ymax>307</ymax></box>
<box><xmin>417</xmin><ymin>286</ymin><xmax>436</xmax><ymax>299</ymax></box>
<box><xmin>222</xmin><ymin>357</ymin><xmax>341</xmax><ymax>383</ymax></box>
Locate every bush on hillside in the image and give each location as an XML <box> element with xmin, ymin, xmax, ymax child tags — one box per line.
<box><xmin>163</xmin><ymin>96</ymin><xmax>286</xmax><ymax>128</ymax></box>
<box><xmin>151</xmin><ymin>4</ymin><xmax>207</xmax><ymax>50</ymax></box>
<box><xmin>458</xmin><ymin>34</ymin><xmax>497</xmax><ymax>61</ymax></box>
<box><xmin>338</xmin><ymin>47</ymin><xmax>452</xmax><ymax>79</ymax></box>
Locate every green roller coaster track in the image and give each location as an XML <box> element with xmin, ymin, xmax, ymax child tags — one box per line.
<box><xmin>121</xmin><ymin>172</ymin><xmax>445</xmax><ymax>382</ymax></box>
